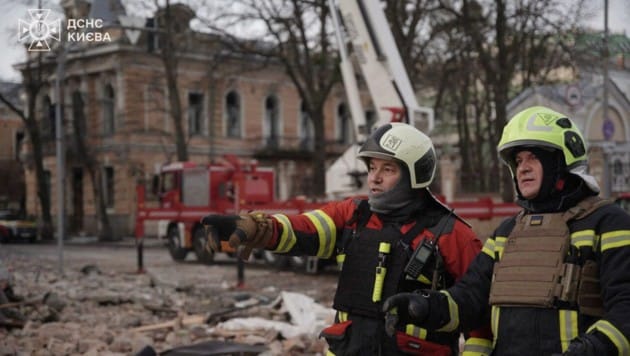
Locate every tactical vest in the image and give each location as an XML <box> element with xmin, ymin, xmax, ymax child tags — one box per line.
<box><xmin>489</xmin><ymin>196</ymin><xmax>611</xmax><ymax>316</ymax></box>
<box><xmin>333</xmin><ymin>200</ymin><xmax>455</xmax><ymax>319</ymax></box>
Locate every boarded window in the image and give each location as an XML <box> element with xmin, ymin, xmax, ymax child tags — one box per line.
<box><xmin>225</xmin><ymin>91</ymin><xmax>241</xmax><ymax>138</ymax></box>
<box><xmin>188</xmin><ymin>92</ymin><xmax>204</xmax><ymax>136</ymax></box>
<box><xmin>103</xmin><ymin>84</ymin><xmax>115</xmax><ymax>135</ymax></box>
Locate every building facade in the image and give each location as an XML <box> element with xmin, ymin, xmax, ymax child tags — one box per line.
<box><xmin>0</xmin><ymin>82</ymin><xmax>26</xmax><ymax>211</ymax></box>
<box><xmin>18</xmin><ymin>1</ymin><xmax>360</xmax><ymax>238</ymax></box>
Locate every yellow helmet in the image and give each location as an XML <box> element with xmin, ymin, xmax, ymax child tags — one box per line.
<box><xmin>498</xmin><ymin>106</ymin><xmax>599</xmax><ymax>193</ymax></box>
<box><xmin>498</xmin><ymin>106</ymin><xmax>587</xmax><ymax>171</ymax></box>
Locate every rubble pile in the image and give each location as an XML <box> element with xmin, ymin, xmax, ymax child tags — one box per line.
<box><xmin>0</xmin><ymin>253</ymin><xmax>335</xmax><ymax>355</ymax></box>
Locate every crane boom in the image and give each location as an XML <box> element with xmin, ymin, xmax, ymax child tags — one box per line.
<box><xmin>325</xmin><ymin>0</ymin><xmax>434</xmax><ymax>198</ymax></box>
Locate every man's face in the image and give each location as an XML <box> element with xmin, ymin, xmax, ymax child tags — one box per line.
<box><xmin>367</xmin><ymin>158</ymin><xmax>402</xmax><ymax>195</ymax></box>
<box><xmin>515</xmin><ymin>150</ymin><xmax>544</xmax><ymax>200</ymax></box>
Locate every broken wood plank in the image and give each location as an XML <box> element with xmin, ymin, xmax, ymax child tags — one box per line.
<box><xmin>131</xmin><ymin>314</ymin><xmax>206</xmax><ymax>332</ymax></box>
<box><xmin>0</xmin><ymin>297</ymin><xmax>42</xmax><ymax>310</ymax></box>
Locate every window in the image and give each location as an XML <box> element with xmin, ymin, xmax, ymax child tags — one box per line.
<box><xmin>225</xmin><ymin>91</ymin><xmax>241</xmax><ymax>138</ymax></box>
<box><xmin>188</xmin><ymin>92</ymin><xmax>204</xmax><ymax>136</ymax></box>
<box><xmin>72</xmin><ymin>90</ymin><xmax>86</xmax><ymax>137</ymax></box>
<box><xmin>146</xmin><ymin>17</ymin><xmax>160</xmax><ymax>52</ymax></box>
<box><xmin>299</xmin><ymin>101</ymin><xmax>314</xmax><ymax>150</ymax></box>
<box><xmin>103</xmin><ymin>166</ymin><xmax>114</xmax><ymax>208</ymax></box>
<box><xmin>103</xmin><ymin>84</ymin><xmax>115</xmax><ymax>135</ymax></box>
<box><xmin>337</xmin><ymin>103</ymin><xmax>351</xmax><ymax>144</ymax></box>
<box><xmin>264</xmin><ymin>95</ymin><xmax>280</xmax><ymax>148</ymax></box>
<box><xmin>161</xmin><ymin>172</ymin><xmax>177</xmax><ymax>193</ymax></box>
<box><xmin>15</xmin><ymin>131</ymin><xmax>24</xmax><ymax>160</ymax></box>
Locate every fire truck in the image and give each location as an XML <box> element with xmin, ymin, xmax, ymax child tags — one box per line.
<box><xmin>134</xmin><ymin>0</ymin><xmax>523</xmax><ymax>271</ymax></box>
<box><xmin>134</xmin><ymin>155</ymin><xmax>322</xmax><ymax>267</ymax></box>
<box><xmin>616</xmin><ymin>193</ymin><xmax>630</xmax><ymax>214</ymax></box>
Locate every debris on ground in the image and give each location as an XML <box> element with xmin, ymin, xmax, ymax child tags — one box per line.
<box><xmin>0</xmin><ymin>252</ymin><xmax>337</xmax><ymax>355</ymax></box>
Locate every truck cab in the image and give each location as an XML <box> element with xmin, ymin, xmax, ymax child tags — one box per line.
<box><xmin>615</xmin><ymin>193</ymin><xmax>630</xmax><ymax>214</ymax></box>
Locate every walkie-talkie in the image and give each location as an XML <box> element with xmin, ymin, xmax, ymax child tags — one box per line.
<box><xmin>404</xmin><ymin>238</ymin><xmax>435</xmax><ymax>280</ymax></box>
<box><xmin>404</xmin><ymin>209</ymin><xmax>454</xmax><ymax>284</ymax></box>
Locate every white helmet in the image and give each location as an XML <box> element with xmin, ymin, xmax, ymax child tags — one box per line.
<box><xmin>358</xmin><ymin>122</ymin><xmax>436</xmax><ymax>189</ymax></box>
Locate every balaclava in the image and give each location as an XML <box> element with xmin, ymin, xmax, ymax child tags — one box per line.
<box><xmin>514</xmin><ymin>147</ymin><xmax>594</xmax><ymax>212</ymax></box>
<box><xmin>368</xmin><ymin>160</ymin><xmax>418</xmax><ymax>215</ymax></box>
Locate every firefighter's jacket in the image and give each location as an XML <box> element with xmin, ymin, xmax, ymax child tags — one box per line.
<box><xmin>443</xmin><ymin>197</ymin><xmax>630</xmax><ymax>355</ymax></box>
<box><xmin>266</xmin><ymin>197</ymin><xmax>492</xmax><ymax>355</ymax></box>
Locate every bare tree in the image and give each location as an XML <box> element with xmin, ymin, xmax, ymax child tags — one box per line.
<box><xmin>392</xmin><ymin>0</ymin><xmax>587</xmax><ymax>201</ymax></box>
<box><xmin>0</xmin><ymin>53</ymin><xmax>55</xmax><ymax>239</ymax></box>
<box><xmin>152</xmin><ymin>0</ymin><xmax>192</xmax><ymax>162</ymax></box>
<box><xmin>201</xmin><ymin>0</ymin><xmax>340</xmax><ymax>197</ymax></box>
<box><xmin>67</xmin><ymin>89</ymin><xmax>114</xmax><ymax>240</ymax></box>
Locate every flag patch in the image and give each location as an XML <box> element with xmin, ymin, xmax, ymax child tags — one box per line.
<box><xmin>530</xmin><ymin>215</ymin><xmax>544</xmax><ymax>226</ymax></box>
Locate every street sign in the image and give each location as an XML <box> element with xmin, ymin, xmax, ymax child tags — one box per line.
<box><xmin>119</xmin><ymin>15</ymin><xmax>144</xmax><ymax>45</ymax></box>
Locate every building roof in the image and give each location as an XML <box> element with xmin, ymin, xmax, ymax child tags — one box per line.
<box><xmin>87</xmin><ymin>0</ymin><xmax>125</xmax><ymax>26</ymax></box>
<box><xmin>0</xmin><ymin>81</ymin><xmax>22</xmax><ymax>110</ymax></box>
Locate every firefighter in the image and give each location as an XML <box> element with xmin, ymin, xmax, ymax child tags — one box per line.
<box><xmin>383</xmin><ymin>106</ymin><xmax>630</xmax><ymax>355</ymax></box>
<box><xmin>203</xmin><ymin>122</ymin><xmax>492</xmax><ymax>355</ymax></box>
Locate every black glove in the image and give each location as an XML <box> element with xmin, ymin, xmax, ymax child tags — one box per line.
<box><xmin>382</xmin><ymin>289</ymin><xmax>450</xmax><ymax>337</ymax></box>
<box><xmin>563</xmin><ymin>332</ymin><xmax>614</xmax><ymax>356</ymax></box>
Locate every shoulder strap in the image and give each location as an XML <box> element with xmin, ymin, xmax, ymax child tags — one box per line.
<box><xmin>562</xmin><ymin>196</ymin><xmax>614</xmax><ymax>222</ymax></box>
<box><xmin>353</xmin><ymin>199</ymin><xmax>371</xmax><ymax>230</ymax></box>
<box><xmin>428</xmin><ymin>211</ymin><xmax>456</xmax><ymax>239</ymax></box>
<box><xmin>401</xmin><ymin>209</ymin><xmax>455</xmax><ymax>246</ymax></box>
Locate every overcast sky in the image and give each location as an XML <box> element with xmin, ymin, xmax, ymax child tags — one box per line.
<box><xmin>0</xmin><ymin>0</ymin><xmax>628</xmax><ymax>83</ymax></box>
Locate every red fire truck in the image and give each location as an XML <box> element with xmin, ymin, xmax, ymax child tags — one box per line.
<box><xmin>134</xmin><ymin>153</ymin><xmax>523</xmax><ymax>271</ymax></box>
<box><xmin>134</xmin><ymin>155</ymin><xmax>322</xmax><ymax>268</ymax></box>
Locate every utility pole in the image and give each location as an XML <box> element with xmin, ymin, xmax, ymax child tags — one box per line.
<box><xmin>602</xmin><ymin>0</ymin><xmax>611</xmax><ymax>198</ymax></box>
<box><xmin>55</xmin><ymin>42</ymin><xmax>66</xmax><ymax>276</ymax></box>
<box><xmin>603</xmin><ymin>0</ymin><xmax>609</xmax><ymax>127</ymax></box>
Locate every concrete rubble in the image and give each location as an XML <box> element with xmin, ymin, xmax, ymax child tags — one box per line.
<box><xmin>0</xmin><ymin>254</ymin><xmax>335</xmax><ymax>355</ymax></box>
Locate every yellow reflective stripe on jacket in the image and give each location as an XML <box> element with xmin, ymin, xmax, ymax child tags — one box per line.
<box><xmin>437</xmin><ymin>291</ymin><xmax>459</xmax><ymax>332</ymax></box>
<box><xmin>482</xmin><ymin>238</ymin><xmax>495</xmax><ymax>258</ymax></box>
<box><xmin>559</xmin><ymin>309</ymin><xmax>578</xmax><ymax>352</ymax></box>
<box><xmin>587</xmin><ymin>320</ymin><xmax>630</xmax><ymax>356</ymax></box>
<box><xmin>570</xmin><ymin>229</ymin><xmax>595</xmax><ymax>248</ymax></box>
<box><xmin>482</xmin><ymin>236</ymin><xmax>507</xmax><ymax>260</ymax></box>
<box><xmin>491</xmin><ymin>306</ymin><xmax>500</xmax><ymax>348</ymax></box>
<box><xmin>494</xmin><ymin>237</ymin><xmax>507</xmax><ymax>260</ymax></box>
<box><xmin>272</xmin><ymin>214</ymin><xmax>297</xmax><ymax>253</ymax></box>
<box><xmin>601</xmin><ymin>230</ymin><xmax>630</xmax><ymax>252</ymax></box>
<box><xmin>304</xmin><ymin>210</ymin><xmax>336</xmax><ymax>258</ymax></box>
<box><xmin>405</xmin><ymin>324</ymin><xmax>427</xmax><ymax>339</ymax></box>
<box><xmin>462</xmin><ymin>337</ymin><xmax>493</xmax><ymax>356</ymax></box>
<box><xmin>326</xmin><ymin>350</ymin><xmax>335</xmax><ymax>356</ymax></box>
<box><xmin>337</xmin><ymin>311</ymin><xmax>348</xmax><ymax>322</ymax></box>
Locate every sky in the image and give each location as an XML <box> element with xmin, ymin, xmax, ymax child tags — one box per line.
<box><xmin>0</xmin><ymin>0</ymin><xmax>628</xmax><ymax>83</ymax></box>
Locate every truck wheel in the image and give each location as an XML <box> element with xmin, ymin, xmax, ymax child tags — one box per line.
<box><xmin>261</xmin><ymin>250</ymin><xmax>288</xmax><ymax>269</ymax></box>
<box><xmin>290</xmin><ymin>256</ymin><xmax>327</xmax><ymax>274</ymax></box>
<box><xmin>167</xmin><ymin>226</ymin><xmax>188</xmax><ymax>261</ymax></box>
<box><xmin>288</xmin><ymin>256</ymin><xmax>306</xmax><ymax>269</ymax></box>
<box><xmin>193</xmin><ymin>227</ymin><xmax>214</xmax><ymax>264</ymax></box>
